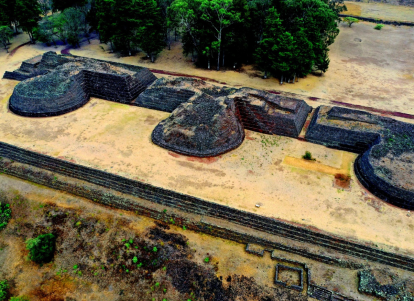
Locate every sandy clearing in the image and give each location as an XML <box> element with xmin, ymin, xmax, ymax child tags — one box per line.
<box><xmin>345</xmin><ymin>1</ymin><xmax>414</xmax><ymax>22</ymax></box>
<box><xmin>0</xmin><ymin>17</ymin><xmax>413</xmax><ymax>257</ymax></box>
<box><xmin>0</xmin><ymin>89</ymin><xmax>413</xmax><ymax>257</ymax></box>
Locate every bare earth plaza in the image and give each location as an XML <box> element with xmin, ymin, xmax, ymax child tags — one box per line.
<box><xmin>0</xmin><ymin>0</ymin><xmax>414</xmax><ymax>300</ymax></box>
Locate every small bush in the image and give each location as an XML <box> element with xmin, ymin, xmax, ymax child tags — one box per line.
<box><xmin>0</xmin><ymin>280</ymin><xmax>8</xmax><ymax>301</ymax></box>
<box><xmin>374</xmin><ymin>24</ymin><xmax>384</xmax><ymax>30</ymax></box>
<box><xmin>0</xmin><ymin>202</ymin><xmax>11</xmax><ymax>230</ymax></box>
<box><xmin>26</xmin><ymin>233</ymin><xmax>56</xmax><ymax>264</ymax></box>
<box><xmin>204</xmin><ymin>257</ymin><xmax>210</xmax><ymax>263</ymax></box>
<box><xmin>302</xmin><ymin>151</ymin><xmax>315</xmax><ymax>161</ymax></box>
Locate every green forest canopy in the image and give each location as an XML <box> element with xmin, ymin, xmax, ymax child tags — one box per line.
<box><xmin>0</xmin><ymin>0</ymin><xmax>346</xmax><ymax>79</ymax></box>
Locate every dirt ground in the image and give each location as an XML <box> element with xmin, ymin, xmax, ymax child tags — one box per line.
<box><xmin>0</xmin><ymin>22</ymin><xmax>414</xmax><ymax>255</ymax></box>
<box><xmin>345</xmin><ymin>1</ymin><xmax>414</xmax><ymax>22</ymax></box>
<box><xmin>0</xmin><ymin>87</ymin><xmax>413</xmax><ymax>258</ymax></box>
<box><xmin>0</xmin><ymin>174</ymin><xmax>311</xmax><ymax>301</ymax></box>
<box><xmin>3</xmin><ymin>173</ymin><xmax>414</xmax><ymax>301</ymax></box>
<box><xmin>63</xmin><ymin>22</ymin><xmax>414</xmax><ymax>116</ymax></box>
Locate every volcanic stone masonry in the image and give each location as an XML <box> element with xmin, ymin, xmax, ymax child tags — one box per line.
<box><xmin>6</xmin><ymin>52</ymin><xmax>157</xmax><ymax>116</ymax></box>
<box><xmin>3</xmin><ymin>53</ymin><xmax>414</xmax><ymax>210</ymax></box>
<box><xmin>306</xmin><ymin>105</ymin><xmax>414</xmax><ymax>209</ymax></box>
<box><xmin>151</xmin><ymin>94</ymin><xmax>245</xmax><ymax>157</ymax></box>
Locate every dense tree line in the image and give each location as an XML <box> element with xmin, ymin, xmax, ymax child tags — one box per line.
<box><xmin>170</xmin><ymin>0</ymin><xmax>345</xmax><ymax>78</ymax></box>
<box><xmin>0</xmin><ymin>0</ymin><xmax>345</xmax><ymax>78</ymax></box>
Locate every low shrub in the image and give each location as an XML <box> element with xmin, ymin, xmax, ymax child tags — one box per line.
<box><xmin>26</xmin><ymin>233</ymin><xmax>56</xmax><ymax>264</ymax></box>
<box><xmin>0</xmin><ymin>202</ymin><xmax>11</xmax><ymax>230</ymax></box>
<box><xmin>374</xmin><ymin>24</ymin><xmax>384</xmax><ymax>30</ymax></box>
<box><xmin>302</xmin><ymin>151</ymin><xmax>315</xmax><ymax>161</ymax></box>
<box><xmin>0</xmin><ymin>280</ymin><xmax>8</xmax><ymax>301</ymax></box>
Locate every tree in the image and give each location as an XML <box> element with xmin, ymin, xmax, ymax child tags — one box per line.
<box><xmin>96</xmin><ymin>0</ymin><xmax>141</xmax><ymax>54</ymax></box>
<box><xmin>52</xmin><ymin>0</ymin><xmax>87</xmax><ymax>11</ymax></box>
<box><xmin>200</xmin><ymin>0</ymin><xmax>241</xmax><ymax>70</ymax></box>
<box><xmin>291</xmin><ymin>27</ymin><xmax>314</xmax><ymax>79</ymax></box>
<box><xmin>62</xmin><ymin>7</ymin><xmax>85</xmax><ymax>47</ymax></box>
<box><xmin>343</xmin><ymin>16</ymin><xmax>359</xmax><ymax>27</ymax></box>
<box><xmin>34</xmin><ymin>16</ymin><xmax>56</xmax><ymax>45</ymax></box>
<box><xmin>247</xmin><ymin>0</ymin><xmax>271</xmax><ymax>42</ymax></box>
<box><xmin>254</xmin><ymin>7</ymin><xmax>294</xmax><ymax>81</ymax></box>
<box><xmin>281</xmin><ymin>0</ymin><xmax>339</xmax><ymax>76</ymax></box>
<box><xmin>0</xmin><ymin>0</ymin><xmax>19</xmax><ymax>32</ymax></box>
<box><xmin>38</xmin><ymin>0</ymin><xmax>52</xmax><ymax>16</ymax></box>
<box><xmin>169</xmin><ymin>0</ymin><xmax>203</xmax><ymax>60</ymax></box>
<box><xmin>51</xmin><ymin>12</ymin><xmax>68</xmax><ymax>43</ymax></box>
<box><xmin>137</xmin><ymin>0</ymin><xmax>165</xmax><ymax>62</ymax></box>
<box><xmin>327</xmin><ymin>0</ymin><xmax>347</xmax><ymax>19</ymax></box>
<box><xmin>26</xmin><ymin>233</ymin><xmax>56</xmax><ymax>264</ymax></box>
<box><xmin>0</xmin><ymin>26</ymin><xmax>13</xmax><ymax>52</ymax></box>
<box><xmin>15</xmin><ymin>0</ymin><xmax>42</xmax><ymax>43</ymax></box>
<box><xmin>156</xmin><ymin>0</ymin><xmax>173</xmax><ymax>49</ymax></box>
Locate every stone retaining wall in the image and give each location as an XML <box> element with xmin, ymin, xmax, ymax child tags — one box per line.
<box><xmin>1</xmin><ymin>141</ymin><xmax>414</xmax><ymax>272</ymax></box>
<box><xmin>355</xmin><ymin>150</ymin><xmax>414</xmax><ymax>209</ymax></box>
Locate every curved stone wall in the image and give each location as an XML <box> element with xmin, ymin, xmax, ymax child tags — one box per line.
<box><xmin>306</xmin><ymin>105</ymin><xmax>414</xmax><ymax>210</ymax></box>
<box><xmin>355</xmin><ymin>146</ymin><xmax>414</xmax><ymax>210</ymax></box>
<box><xmin>5</xmin><ymin>52</ymin><xmax>157</xmax><ymax>117</ymax></box>
<box><xmin>9</xmin><ymin>72</ymin><xmax>89</xmax><ymax>117</ymax></box>
<box><xmin>152</xmin><ymin>94</ymin><xmax>245</xmax><ymax>157</ymax></box>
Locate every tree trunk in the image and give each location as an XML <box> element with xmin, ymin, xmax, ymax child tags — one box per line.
<box><xmin>191</xmin><ymin>50</ymin><xmax>194</xmax><ymax>62</ymax></box>
<box><xmin>208</xmin><ymin>57</ymin><xmax>210</xmax><ymax>70</ymax></box>
<box><xmin>280</xmin><ymin>75</ymin><xmax>284</xmax><ymax>85</ymax></box>
<box><xmin>293</xmin><ymin>74</ymin><xmax>296</xmax><ymax>83</ymax></box>
<box><xmin>263</xmin><ymin>70</ymin><xmax>267</xmax><ymax>79</ymax></box>
<box><xmin>217</xmin><ymin>49</ymin><xmax>220</xmax><ymax>71</ymax></box>
<box><xmin>29</xmin><ymin>32</ymin><xmax>34</xmax><ymax>44</ymax></box>
<box><xmin>222</xmin><ymin>50</ymin><xmax>225</xmax><ymax>67</ymax></box>
<box><xmin>151</xmin><ymin>54</ymin><xmax>155</xmax><ymax>63</ymax></box>
<box><xmin>175</xmin><ymin>29</ymin><xmax>177</xmax><ymax>41</ymax></box>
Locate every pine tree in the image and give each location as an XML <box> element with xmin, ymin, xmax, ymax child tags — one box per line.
<box><xmin>254</xmin><ymin>7</ymin><xmax>294</xmax><ymax>81</ymax></box>
<box><xmin>137</xmin><ymin>0</ymin><xmax>165</xmax><ymax>62</ymax></box>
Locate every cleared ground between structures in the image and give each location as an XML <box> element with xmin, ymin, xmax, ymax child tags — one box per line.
<box><xmin>0</xmin><ymin>12</ymin><xmax>414</xmax><ymax>257</ymax></box>
<box><xmin>0</xmin><ymin>85</ymin><xmax>413</xmax><ymax>258</ymax></box>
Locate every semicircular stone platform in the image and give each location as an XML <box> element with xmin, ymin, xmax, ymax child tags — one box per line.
<box><xmin>7</xmin><ymin>52</ymin><xmax>157</xmax><ymax>117</ymax></box>
<box><xmin>306</xmin><ymin>105</ymin><xmax>414</xmax><ymax>210</ymax></box>
<box><xmin>152</xmin><ymin>93</ymin><xmax>245</xmax><ymax>157</ymax></box>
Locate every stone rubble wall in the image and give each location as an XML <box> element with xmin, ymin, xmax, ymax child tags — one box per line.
<box><xmin>1</xmin><ymin>141</ymin><xmax>414</xmax><ymax>272</ymax></box>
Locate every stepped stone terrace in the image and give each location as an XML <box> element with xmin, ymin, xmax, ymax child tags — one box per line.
<box><xmin>2</xmin><ymin>53</ymin><xmax>414</xmax><ymax>276</ymax></box>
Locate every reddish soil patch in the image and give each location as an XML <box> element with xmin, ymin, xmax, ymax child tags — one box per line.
<box><xmin>334</xmin><ymin>173</ymin><xmax>351</xmax><ymax>190</ymax></box>
<box><xmin>186</xmin><ymin>156</ymin><xmax>221</xmax><ymax>164</ymax></box>
<box><xmin>245</xmin><ymin>131</ymin><xmax>255</xmax><ymax>141</ymax></box>
<box><xmin>168</xmin><ymin>151</ymin><xmax>181</xmax><ymax>158</ymax></box>
<box><xmin>8</xmin><ymin>41</ymin><xmax>31</xmax><ymax>57</ymax></box>
<box><xmin>168</xmin><ymin>151</ymin><xmax>221</xmax><ymax>164</ymax></box>
<box><xmin>61</xmin><ymin>47</ymin><xmax>71</xmax><ymax>55</ymax></box>
<box><xmin>149</xmin><ymin>69</ymin><xmax>227</xmax><ymax>85</ymax></box>
<box><xmin>331</xmin><ymin>101</ymin><xmax>414</xmax><ymax>120</ymax></box>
